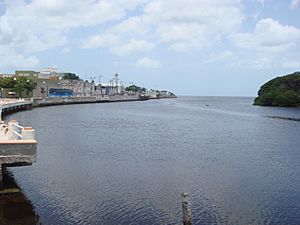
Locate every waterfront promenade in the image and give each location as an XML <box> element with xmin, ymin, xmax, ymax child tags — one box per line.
<box><xmin>0</xmin><ymin>99</ymin><xmax>37</xmax><ymax>183</ymax></box>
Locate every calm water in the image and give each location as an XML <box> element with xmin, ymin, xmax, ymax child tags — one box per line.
<box><xmin>3</xmin><ymin>96</ymin><xmax>300</xmax><ymax>225</ymax></box>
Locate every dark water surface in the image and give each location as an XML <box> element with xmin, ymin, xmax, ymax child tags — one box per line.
<box><xmin>4</xmin><ymin>96</ymin><xmax>300</xmax><ymax>225</ymax></box>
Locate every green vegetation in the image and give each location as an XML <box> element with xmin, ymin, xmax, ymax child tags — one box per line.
<box><xmin>63</xmin><ymin>73</ymin><xmax>79</xmax><ymax>80</ymax></box>
<box><xmin>0</xmin><ymin>77</ymin><xmax>16</xmax><ymax>88</ymax></box>
<box><xmin>125</xmin><ymin>85</ymin><xmax>146</xmax><ymax>93</ymax></box>
<box><xmin>0</xmin><ymin>77</ymin><xmax>35</xmax><ymax>97</ymax></box>
<box><xmin>254</xmin><ymin>72</ymin><xmax>300</xmax><ymax>107</ymax></box>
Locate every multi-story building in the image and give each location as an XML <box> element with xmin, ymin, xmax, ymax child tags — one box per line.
<box><xmin>99</xmin><ymin>73</ymin><xmax>125</xmax><ymax>96</ymax></box>
<box><xmin>59</xmin><ymin>79</ymin><xmax>95</xmax><ymax>97</ymax></box>
<box><xmin>14</xmin><ymin>70</ymin><xmax>96</xmax><ymax>98</ymax></box>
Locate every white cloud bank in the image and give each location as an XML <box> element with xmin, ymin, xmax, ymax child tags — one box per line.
<box><xmin>0</xmin><ymin>0</ymin><xmax>146</xmax><ymax>70</ymax></box>
<box><xmin>135</xmin><ymin>57</ymin><xmax>160</xmax><ymax>68</ymax></box>
<box><xmin>81</xmin><ymin>0</ymin><xmax>244</xmax><ymax>52</ymax></box>
<box><xmin>232</xmin><ymin>18</ymin><xmax>300</xmax><ymax>53</ymax></box>
<box><xmin>0</xmin><ymin>0</ymin><xmax>299</xmax><ymax>71</ymax></box>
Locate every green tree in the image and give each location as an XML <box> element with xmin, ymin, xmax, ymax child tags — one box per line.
<box><xmin>0</xmin><ymin>77</ymin><xmax>16</xmax><ymax>88</ymax></box>
<box><xmin>63</xmin><ymin>73</ymin><xmax>79</xmax><ymax>80</ymax></box>
<box><xmin>254</xmin><ymin>72</ymin><xmax>300</xmax><ymax>107</ymax></box>
<box><xmin>125</xmin><ymin>85</ymin><xmax>147</xmax><ymax>93</ymax></box>
<box><xmin>13</xmin><ymin>77</ymin><xmax>35</xmax><ymax>97</ymax></box>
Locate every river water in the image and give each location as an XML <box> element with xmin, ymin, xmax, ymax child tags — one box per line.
<box><xmin>3</xmin><ymin>96</ymin><xmax>300</xmax><ymax>225</ymax></box>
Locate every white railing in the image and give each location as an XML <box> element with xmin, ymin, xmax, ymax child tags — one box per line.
<box><xmin>7</xmin><ymin>120</ymin><xmax>35</xmax><ymax>141</ymax></box>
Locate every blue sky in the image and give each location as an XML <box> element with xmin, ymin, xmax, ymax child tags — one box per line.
<box><xmin>0</xmin><ymin>0</ymin><xmax>300</xmax><ymax>96</ymax></box>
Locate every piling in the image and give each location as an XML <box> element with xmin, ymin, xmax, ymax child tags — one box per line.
<box><xmin>0</xmin><ymin>164</ymin><xmax>2</xmax><ymax>184</ymax></box>
<box><xmin>181</xmin><ymin>192</ymin><xmax>192</xmax><ymax>225</ymax></box>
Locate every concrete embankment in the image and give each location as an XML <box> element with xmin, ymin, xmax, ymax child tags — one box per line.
<box><xmin>0</xmin><ymin>101</ymin><xmax>37</xmax><ymax>173</ymax></box>
<box><xmin>108</xmin><ymin>95</ymin><xmax>144</xmax><ymax>102</ymax></box>
<box><xmin>33</xmin><ymin>96</ymin><xmax>102</xmax><ymax>107</ymax></box>
<box><xmin>1</xmin><ymin>100</ymin><xmax>33</xmax><ymax>117</ymax></box>
<box><xmin>33</xmin><ymin>95</ymin><xmax>144</xmax><ymax>107</ymax></box>
<box><xmin>1</xmin><ymin>95</ymin><xmax>147</xmax><ymax>118</ymax></box>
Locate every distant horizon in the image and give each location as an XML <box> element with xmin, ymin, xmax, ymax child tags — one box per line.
<box><xmin>177</xmin><ymin>95</ymin><xmax>256</xmax><ymax>98</ymax></box>
<box><xmin>0</xmin><ymin>1</ymin><xmax>299</xmax><ymax>96</ymax></box>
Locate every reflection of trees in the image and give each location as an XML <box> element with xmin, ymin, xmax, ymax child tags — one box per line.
<box><xmin>0</xmin><ymin>171</ymin><xmax>40</xmax><ymax>225</ymax></box>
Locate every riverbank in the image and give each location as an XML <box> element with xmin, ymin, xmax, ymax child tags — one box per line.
<box><xmin>0</xmin><ymin>94</ymin><xmax>177</xmax><ymax>121</ymax></box>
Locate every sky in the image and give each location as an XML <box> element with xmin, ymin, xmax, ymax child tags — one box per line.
<box><xmin>0</xmin><ymin>0</ymin><xmax>300</xmax><ymax>96</ymax></box>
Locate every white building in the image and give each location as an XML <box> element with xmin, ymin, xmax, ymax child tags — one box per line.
<box><xmin>98</xmin><ymin>73</ymin><xmax>125</xmax><ymax>96</ymax></box>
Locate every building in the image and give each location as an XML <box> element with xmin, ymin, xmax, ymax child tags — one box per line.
<box><xmin>59</xmin><ymin>79</ymin><xmax>95</xmax><ymax>97</ymax></box>
<box><xmin>99</xmin><ymin>73</ymin><xmax>125</xmax><ymax>96</ymax></box>
<box><xmin>15</xmin><ymin>70</ymin><xmax>61</xmax><ymax>98</ymax></box>
<box><xmin>14</xmin><ymin>70</ymin><xmax>97</xmax><ymax>98</ymax></box>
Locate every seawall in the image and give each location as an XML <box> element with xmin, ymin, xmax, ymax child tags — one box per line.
<box><xmin>32</xmin><ymin>95</ymin><xmax>145</xmax><ymax>107</ymax></box>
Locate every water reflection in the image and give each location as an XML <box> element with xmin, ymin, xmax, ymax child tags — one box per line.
<box><xmin>5</xmin><ymin>97</ymin><xmax>300</xmax><ymax>225</ymax></box>
<box><xmin>0</xmin><ymin>170</ymin><xmax>40</xmax><ymax>225</ymax></box>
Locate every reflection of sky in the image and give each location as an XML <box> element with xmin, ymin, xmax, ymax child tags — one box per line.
<box><xmin>176</xmin><ymin>96</ymin><xmax>300</xmax><ymax>120</ymax></box>
<box><xmin>8</xmin><ymin>97</ymin><xmax>300</xmax><ymax>225</ymax></box>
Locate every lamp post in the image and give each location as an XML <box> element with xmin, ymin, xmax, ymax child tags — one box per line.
<box><xmin>13</xmin><ymin>77</ymin><xmax>18</xmax><ymax>99</ymax></box>
<box><xmin>26</xmin><ymin>79</ymin><xmax>30</xmax><ymax>98</ymax></box>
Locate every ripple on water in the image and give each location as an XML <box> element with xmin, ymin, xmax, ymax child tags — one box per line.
<box><xmin>5</xmin><ymin>97</ymin><xmax>300</xmax><ymax>225</ymax></box>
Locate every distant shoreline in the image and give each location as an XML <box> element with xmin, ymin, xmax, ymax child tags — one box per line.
<box><xmin>1</xmin><ymin>95</ymin><xmax>177</xmax><ymax>118</ymax></box>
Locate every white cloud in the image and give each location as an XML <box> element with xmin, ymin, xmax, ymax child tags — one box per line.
<box><xmin>82</xmin><ymin>0</ymin><xmax>244</xmax><ymax>53</ymax></box>
<box><xmin>232</xmin><ymin>18</ymin><xmax>300</xmax><ymax>53</ymax></box>
<box><xmin>290</xmin><ymin>0</ymin><xmax>300</xmax><ymax>9</ymax></box>
<box><xmin>0</xmin><ymin>0</ymin><xmax>146</xmax><ymax>70</ymax></box>
<box><xmin>62</xmin><ymin>47</ymin><xmax>71</xmax><ymax>54</ymax></box>
<box><xmin>81</xmin><ymin>33</ymin><xmax>121</xmax><ymax>49</ymax></box>
<box><xmin>111</xmin><ymin>39</ymin><xmax>155</xmax><ymax>56</ymax></box>
<box><xmin>112</xmin><ymin>16</ymin><xmax>150</xmax><ymax>36</ymax></box>
<box><xmin>135</xmin><ymin>57</ymin><xmax>160</xmax><ymax>68</ymax></box>
<box><xmin>205</xmin><ymin>51</ymin><xmax>234</xmax><ymax>63</ymax></box>
<box><xmin>0</xmin><ymin>1</ymin><xmax>129</xmax><ymax>51</ymax></box>
<box><xmin>257</xmin><ymin>0</ymin><xmax>267</xmax><ymax>6</ymax></box>
<box><xmin>144</xmin><ymin>0</ymin><xmax>244</xmax><ymax>51</ymax></box>
<box><xmin>0</xmin><ymin>47</ymin><xmax>39</xmax><ymax>69</ymax></box>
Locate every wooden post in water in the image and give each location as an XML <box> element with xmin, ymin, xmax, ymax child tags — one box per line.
<box><xmin>0</xmin><ymin>164</ymin><xmax>2</xmax><ymax>183</ymax></box>
<box><xmin>181</xmin><ymin>192</ymin><xmax>192</xmax><ymax>225</ymax></box>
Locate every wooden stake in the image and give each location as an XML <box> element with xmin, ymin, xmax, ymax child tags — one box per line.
<box><xmin>181</xmin><ymin>192</ymin><xmax>192</xmax><ymax>225</ymax></box>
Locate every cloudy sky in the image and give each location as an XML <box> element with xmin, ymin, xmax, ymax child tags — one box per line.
<box><xmin>0</xmin><ymin>0</ymin><xmax>300</xmax><ymax>96</ymax></box>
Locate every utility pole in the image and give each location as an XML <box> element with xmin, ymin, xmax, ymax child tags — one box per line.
<box><xmin>98</xmin><ymin>75</ymin><xmax>103</xmax><ymax>85</ymax></box>
<box><xmin>99</xmin><ymin>75</ymin><xmax>103</xmax><ymax>97</ymax></box>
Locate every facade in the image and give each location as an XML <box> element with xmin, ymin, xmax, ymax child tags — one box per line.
<box><xmin>14</xmin><ymin>70</ymin><xmax>96</xmax><ymax>98</ymax></box>
<box><xmin>99</xmin><ymin>74</ymin><xmax>125</xmax><ymax>96</ymax></box>
<box><xmin>2</xmin><ymin>70</ymin><xmax>125</xmax><ymax>98</ymax></box>
<box><xmin>0</xmin><ymin>73</ymin><xmax>14</xmax><ymax>78</ymax></box>
<box><xmin>59</xmin><ymin>79</ymin><xmax>95</xmax><ymax>97</ymax></box>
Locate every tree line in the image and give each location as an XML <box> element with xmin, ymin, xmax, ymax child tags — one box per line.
<box><xmin>0</xmin><ymin>77</ymin><xmax>35</xmax><ymax>97</ymax></box>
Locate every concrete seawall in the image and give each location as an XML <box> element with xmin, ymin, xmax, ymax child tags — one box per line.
<box><xmin>1</xmin><ymin>100</ymin><xmax>33</xmax><ymax>117</ymax></box>
<box><xmin>33</xmin><ymin>95</ymin><xmax>143</xmax><ymax>107</ymax></box>
<box><xmin>0</xmin><ymin>118</ymin><xmax>37</xmax><ymax>183</ymax></box>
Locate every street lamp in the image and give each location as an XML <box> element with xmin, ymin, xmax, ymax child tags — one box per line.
<box><xmin>13</xmin><ymin>77</ymin><xmax>18</xmax><ymax>99</ymax></box>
